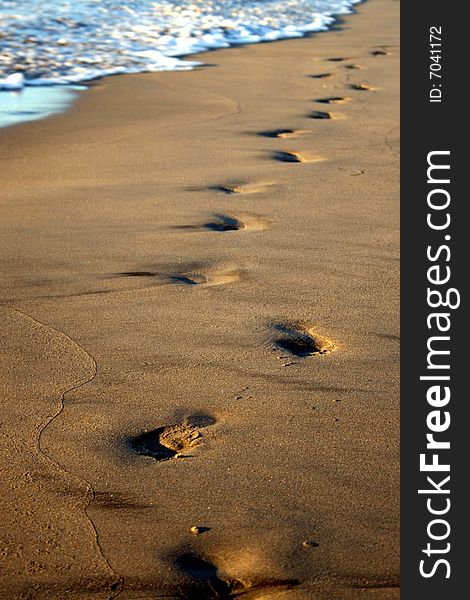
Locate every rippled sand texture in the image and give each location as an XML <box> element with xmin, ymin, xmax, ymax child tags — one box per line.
<box><xmin>0</xmin><ymin>0</ymin><xmax>399</xmax><ymax>598</ymax></box>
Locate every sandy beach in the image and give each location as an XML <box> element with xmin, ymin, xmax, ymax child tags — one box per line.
<box><xmin>0</xmin><ymin>0</ymin><xmax>399</xmax><ymax>597</ymax></box>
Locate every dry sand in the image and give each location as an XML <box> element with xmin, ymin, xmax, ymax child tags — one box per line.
<box><xmin>0</xmin><ymin>0</ymin><xmax>399</xmax><ymax>597</ymax></box>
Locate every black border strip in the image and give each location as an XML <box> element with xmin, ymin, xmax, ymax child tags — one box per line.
<box><xmin>401</xmin><ymin>2</ymin><xmax>465</xmax><ymax>596</ymax></box>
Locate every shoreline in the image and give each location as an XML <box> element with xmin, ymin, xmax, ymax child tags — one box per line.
<box><xmin>0</xmin><ymin>2</ymin><xmax>363</xmax><ymax>131</ymax></box>
<box><xmin>0</xmin><ymin>0</ymin><xmax>399</xmax><ymax>598</ymax></box>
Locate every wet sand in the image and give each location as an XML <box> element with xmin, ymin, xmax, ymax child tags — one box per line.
<box><xmin>0</xmin><ymin>0</ymin><xmax>399</xmax><ymax>597</ymax></box>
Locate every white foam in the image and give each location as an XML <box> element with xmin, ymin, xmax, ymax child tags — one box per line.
<box><xmin>0</xmin><ymin>73</ymin><xmax>25</xmax><ymax>91</ymax></box>
<box><xmin>0</xmin><ymin>0</ymin><xmax>362</xmax><ymax>89</ymax></box>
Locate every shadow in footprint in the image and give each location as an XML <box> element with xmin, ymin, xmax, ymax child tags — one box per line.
<box><xmin>208</xmin><ymin>181</ymin><xmax>275</xmax><ymax>195</ymax></box>
<box><xmin>273</xmin><ymin>151</ymin><xmax>324</xmax><ymax>164</ymax></box>
<box><xmin>129</xmin><ymin>427</ymin><xmax>181</xmax><ymax>461</ymax></box>
<box><xmin>118</xmin><ymin>269</ymin><xmax>204</xmax><ymax>285</ymax></box>
<box><xmin>174</xmin><ymin>553</ymin><xmax>300</xmax><ymax>599</ymax></box>
<box><xmin>175</xmin><ymin>554</ymin><xmax>241</xmax><ymax>599</ymax></box>
<box><xmin>272</xmin><ymin>323</ymin><xmax>336</xmax><ymax>357</ymax></box>
<box><xmin>204</xmin><ymin>215</ymin><xmax>244</xmax><ymax>232</ymax></box>
<box><xmin>350</xmin><ymin>83</ymin><xmax>376</xmax><ymax>91</ymax></box>
<box><xmin>117</xmin><ymin>263</ymin><xmax>240</xmax><ymax>288</ymax></box>
<box><xmin>258</xmin><ymin>128</ymin><xmax>297</xmax><ymax>139</ymax></box>
<box><xmin>309</xmin><ymin>72</ymin><xmax>334</xmax><ymax>79</ymax></box>
<box><xmin>203</xmin><ymin>214</ymin><xmax>269</xmax><ymax>232</ymax></box>
<box><xmin>119</xmin><ymin>271</ymin><xmax>156</xmax><ymax>277</ymax></box>
<box><xmin>170</xmin><ymin>267</ymin><xmax>241</xmax><ymax>287</ymax></box>
<box><xmin>128</xmin><ymin>414</ymin><xmax>216</xmax><ymax>462</ymax></box>
<box><xmin>314</xmin><ymin>97</ymin><xmax>350</xmax><ymax>104</ymax></box>
<box><xmin>210</xmin><ymin>184</ymin><xmax>245</xmax><ymax>194</ymax></box>
<box><xmin>167</xmin><ymin>261</ymin><xmax>242</xmax><ymax>287</ymax></box>
<box><xmin>174</xmin><ymin>217</ymin><xmax>241</xmax><ymax>232</ymax></box>
<box><xmin>273</xmin><ymin>151</ymin><xmax>304</xmax><ymax>164</ymax></box>
<box><xmin>169</xmin><ymin>275</ymin><xmax>202</xmax><ymax>285</ymax></box>
<box><xmin>310</xmin><ymin>110</ymin><xmax>335</xmax><ymax>120</ymax></box>
<box><xmin>326</xmin><ymin>56</ymin><xmax>353</xmax><ymax>62</ymax></box>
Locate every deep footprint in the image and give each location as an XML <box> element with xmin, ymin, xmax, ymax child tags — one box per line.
<box><xmin>204</xmin><ymin>214</ymin><xmax>244</xmax><ymax>231</ymax></box>
<box><xmin>204</xmin><ymin>214</ymin><xmax>269</xmax><ymax>232</ymax></box>
<box><xmin>258</xmin><ymin>129</ymin><xmax>300</xmax><ymax>139</ymax></box>
<box><xmin>350</xmin><ymin>83</ymin><xmax>376</xmax><ymax>91</ymax></box>
<box><xmin>309</xmin><ymin>72</ymin><xmax>334</xmax><ymax>79</ymax></box>
<box><xmin>174</xmin><ymin>553</ymin><xmax>299</xmax><ymax>599</ymax></box>
<box><xmin>310</xmin><ymin>110</ymin><xmax>335</xmax><ymax>120</ymax></box>
<box><xmin>128</xmin><ymin>414</ymin><xmax>215</xmax><ymax>461</ymax></box>
<box><xmin>169</xmin><ymin>274</ymin><xmax>206</xmax><ymax>285</ymax></box>
<box><xmin>314</xmin><ymin>97</ymin><xmax>350</xmax><ymax>104</ymax></box>
<box><xmin>272</xmin><ymin>323</ymin><xmax>336</xmax><ymax>357</ymax></box>
<box><xmin>169</xmin><ymin>268</ymin><xmax>240</xmax><ymax>287</ymax></box>
<box><xmin>119</xmin><ymin>271</ymin><xmax>156</xmax><ymax>277</ymax></box>
<box><xmin>326</xmin><ymin>56</ymin><xmax>353</xmax><ymax>62</ymax></box>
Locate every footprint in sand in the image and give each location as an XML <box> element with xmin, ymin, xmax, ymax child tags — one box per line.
<box><xmin>273</xmin><ymin>151</ymin><xmax>325</xmax><ymax>164</ymax></box>
<box><xmin>204</xmin><ymin>214</ymin><xmax>243</xmax><ymax>231</ymax></box>
<box><xmin>174</xmin><ymin>552</ymin><xmax>299</xmax><ymax>599</ymax></box>
<box><xmin>128</xmin><ymin>414</ymin><xmax>215</xmax><ymax>462</ymax></box>
<box><xmin>350</xmin><ymin>82</ymin><xmax>378</xmax><ymax>91</ymax></box>
<box><xmin>204</xmin><ymin>213</ymin><xmax>270</xmax><ymax>232</ymax></box>
<box><xmin>326</xmin><ymin>56</ymin><xmax>353</xmax><ymax>62</ymax></box>
<box><xmin>309</xmin><ymin>110</ymin><xmax>337</xmax><ymax>120</ymax></box>
<box><xmin>314</xmin><ymin>96</ymin><xmax>351</xmax><ymax>104</ymax></box>
<box><xmin>344</xmin><ymin>64</ymin><xmax>364</xmax><ymax>70</ymax></box>
<box><xmin>258</xmin><ymin>128</ymin><xmax>307</xmax><ymax>139</ymax></box>
<box><xmin>271</xmin><ymin>322</ymin><xmax>336</xmax><ymax>357</ymax></box>
<box><xmin>118</xmin><ymin>263</ymin><xmax>241</xmax><ymax>288</ymax></box>
<box><xmin>209</xmin><ymin>180</ymin><xmax>275</xmax><ymax>194</ymax></box>
<box><xmin>119</xmin><ymin>270</ymin><xmax>157</xmax><ymax>277</ymax></box>
<box><xmin>169</xmin><ymin>267</ymin><xmax>241</xmax><ymax>287</ymax></box>
<box><xmin>371</xmin><ymin>49</ymin><xmax>389</xmax><ymax>56</ymax></box>
<box><xmin>309</xmin><ymin>72</ymin><xmax>334</xmax><ymax>79</ymax></box>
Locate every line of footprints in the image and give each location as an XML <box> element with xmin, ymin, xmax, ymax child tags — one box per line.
<box><xmin>116</xmin><ymin>48</ymin><xmax>389</xmax><ymax>591</ymax></box>
<box><xmin>123</xmin><ymin>49</ymin><xmax>388</xmax><ymax>460</ymax></box>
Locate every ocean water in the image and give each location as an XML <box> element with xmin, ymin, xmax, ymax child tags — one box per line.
<box><xmin>0</xmin><ymin>0</ymin><xmax>361</xmax><ymax>126</ymax></box>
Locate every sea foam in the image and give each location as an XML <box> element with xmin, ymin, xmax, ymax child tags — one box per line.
<box><xmin>0</xmin><ymin>0</ymin><xmax>362</xmax><ymax>89</ymax></box>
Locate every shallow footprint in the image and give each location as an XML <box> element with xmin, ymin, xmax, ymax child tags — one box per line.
<box><xmin>169</xmin><ymin>266</ymin><xmax>241</xmax><ymax>287</ymax></box>
<box><xmin>210</xmin><ymin>180</ymin><xmax>275</xmax><ymax>194</ymax></box>
<box><xmin>128</xmin><ymin>414</ymin><xmax>215</xmax><ymax>462</ymax></box>
<box><xmin>118</xmin><ymin>263</ymin><xmax>241</xmax><ymax>288</ymax></box>
<box><xmin>272</xmin><ymin>322</ymin><xmax>336</xmax><ymax>357</ymax></box>
<box><xmin>314</xmin><ymin>96</ymin><xmax>351</xmax><ymax>104</ymax></box>
<box><xmin>273</xmin><ymin>151</ymin><xmax>325</xmax><ymax>164</ymax></box>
